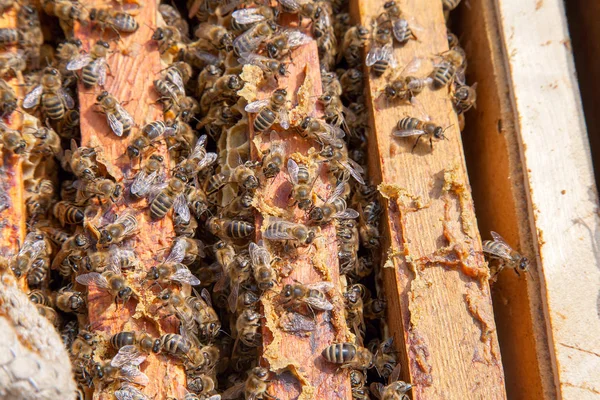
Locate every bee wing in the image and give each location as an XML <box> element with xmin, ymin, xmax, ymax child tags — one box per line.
<box><xmin>382</xmin><ymin>43</ymin><xmax>397</xmax><ymax>68</ymax></box>
<box><xmin>490</xmin><ymin>231</ymin><xmax>510</xmax><ymax>246</ymax></box>
<box><xmin>284</xmin><ymin>29</ymin><xmax>313</xmax><ymax>48</ymax></box>
<box><xmin>20</xmin><ymin>232</ymin><xmax>46</xmax><ymax>257</ymax></box>
<box><xmin>304</xmin><ymin>296</ymin><xmax>334</xmax><ymax>311</ymax></box>
<box><xmin>59</xmin><ymin>89</ymin><xmax>75</xmax><ymax>109</ymax></box>
<box><xmin>111</xmin><ymin>345</ymin><xmax>147</xmax><ymax>368</ymax></box>
<box><xmin>264</xmin><ymin>220</ymin><xmax>297</xmax><ymax>241</ymax></box>
<box><xmin>279</xmin><ymin>311</ymin><xmax>317</xmax><ymax>333</ymax></box>
<box><xmin>76</xmin><ymin>272</ymin><xmax>110</xmax><ymax>289</ymax></box>
<box><xmin>167</xmin><ymin>69</ymin><xmax>185</xmax><ymax>95</ymax></box>
<box><xmin>109</xmin><ymin>246</ymin><xmax>137</xmax><ymax>271</ymax></box>
<box><xmin>131</xmin><ymin>169</ymin><xmax>158</xmax><ymax>197</ymax></box>
<box><xmin>107</xmin><ymin>113</ymin><xmax>125</xmax><ymax>137</ymax></box>
<box><xmin>483</xmin><ymin>240</ymin><xmax>513</xmax><ymax>259</ymax></box>
<box><xmin>170</xmin><ymin>265</ymin><xmax>201</xmax><ymax>285</ymax></box>
<box><xmin>328</xmin><ymin>181</ymin><xmax>346</xmax><ymax>203</ymax></box>
<box><xmin>97</xmin><ymin>60</ymin><xmax>108</xmax><ymax>86</ymax></box>
<box><xmin>115</xmin><ymin>385</ymin><xmax>151</xmax><ymax>400</ymax></box>
<box><xmin>233</xmin><ymin>26</ymin><xmax>263</xmax><ymax>55</ymax></box>
<box><xmin>66</xmin><ymin>54</ymin><xmax>93</xmax><ymax>70</ymax></box>
<box><xmin>221</xmin><ymin>382</ymin><xmax>245</xmax><ymax>400</ymax></box>
<box><xmin>165</xmin><ymin>238</ymin><xmax>186</xmax><ymax>264</ymax></box>
<box><xmin>287</xmin><ymin>158</ymin><xmax>299</xmax><ymax>185</ymax></box>
<box><xmin>278</xmin><ymin>109</ymin><xmax>290</xmax><ymax>129</ymax></box>
<box><xmin>147</xmin><ymin>182</ymin><xmax>168</xmax><ymax>203</ymax></box>
<box><xmin>22</xmin><ymin>85</ymin><xmax>42</xmax><ymax>109</ymax></box>
<box><xmin>400</xmin><ymin>57</ymin><xmax>423</xmax><ymax>76</ymax></box>
<box><xmin>335</xmin><ymin>208</ymin><xmax>360</xmax><ymax>219</ymax></box>
<box><xmin>244</xmin><ymin>99</ymin><xmax>270</xmax><ymax>113</ymax></box>
<box><xmin>238</xmin><ymin>52</ymin><xmax>267</xmax><ymax>68</ymax></box>
<box><xmin>119</xmin><ymin>365</ymin><xmax>149</xmax><ymax>386</ymax></box>
<box><xmin>365</xmin><ymin>46</ymin><xmax>383</xmax><ymax>67</ymax></box>
<box><xmin>249</xmin><ymin>241</ymin><xmax>271</xmax><ymax>268</ymax></box>
<box><xmin>369</xmin><ymin>382</ymin><xmax>385</xmax><ymax>400</ymax></box>
<box><xmin>392</xmin><ymin>19</ymin><xmax>410</xmax><ymax>43</ymax></box>
<box><xmin>232</xmin><ymin>8</ymin><xmax>266</xmax><ymax>24</ymax></box>
<box><xmin>116</xmin><ymin>103</ymin><xmax>134</xmax><ymax>126</ymax></box>
<box><xmin>199</xmin><ymin>288</ymin><xmax>213</xmax><ymax>307</ymax></box>
<box><xmin>339</xmin><ymin>159</ymin><xmax>365</xmax><ymax>185</ymax></box>
<box><xmin>307</xmin><ymin>281</ymin><xmax>334</xmax><ymax>292</ymax></box>
<box><xmin>227</xmin><ymin>280</ymin><xmax>240</xmax><ymax>313</ymax></box>
<box><xmin>174</xmin><ymin>193</ymin><xmax>190</xmax><ymax>223</ymax></box>
<box><xmin>392</xmin><ymin>128</ymin><xmax>424</xmax><ymax>138</ymax></box>
<box><xmin>196</xmin><ymin>152</ymin><xmax>217</xmax><ymax>171</ymax></box>
<box><xmin>116</xmin><ymin>213</ymin><xmax>138</xmax><ymax>236</ymax></box>
<box><xmin>189</xmin><ymin>134</ymin><xmax>207</xmax><ymax>157</ymax></box>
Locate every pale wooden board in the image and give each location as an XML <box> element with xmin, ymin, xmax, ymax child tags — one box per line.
<box><xmin>494</xmin><ymin>0</ymin><xmax>600</xmax><ymax>398</ymax></box>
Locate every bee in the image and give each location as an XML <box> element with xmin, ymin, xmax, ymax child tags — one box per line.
<box><xmin>129</xmin><ymin>154</ymin><xmax>164</xmax><ymax>199</ymax></box>
<box><xmin>159</xmin><ymin>4</ymin><xmax>190</xmax><ymax>38</ymax></box>
<box><xmin>126</xmin><ymin>121</ymin><xmax>176</xmax><ymax>160</ymax></box>
<box><xmin>76</xmin><ymin>263</ymin><xmax>135</xmax><ymax>306</ymax></box>
<box><xmin>36</xmin><ymin>304</ymin><xmax>59</xmax><ymax>326</ymax></box>
<box><xmin>287</xmin><ymin>158</ymin><xmax>315</xmax><ymax>210</ymax></box>
<box><xmin>115</xmin><ymin>384</ymin><xmax>152</xmax><ymax>400</ymax></box>
<box><xmin>264</xmin><ymin>217</ymin><xmax>315</xmax><ymax>246</ymax></box>
<box><xmin>157</xmin><ymin>333</ymin><xmax>192</xmax><ymax>359</ymax></box>
<box><xmin>53</xmin><ymin>201</ymin><xmax>85</xmax><ymax>226</ymax></box>
<box><xmin>26</xmin><ymin>255</ymin><xmax>50</xmax><ymax>287</ymax></box>
<box><xmin>177</xmin><ymin>134</ymin><xmax>218</xmax><ymax>178</ymax></box>
<box><xmin>194</xmin><ymin>23</ymin><xmax>234</xmax><ymax>51</ymax></box>
<box><xmin>109</xmin><ymin>331</ymin><xmax>160</xmax><ymax>353</ymax></box>
<box><xmin>366</xmin><ymin>26</ymin><xmax>396</xmax><ymax>77</ymax></box>
<box><xmin>207</xmin><ymin>217</ymin><xmax>255</xmax><ymax>239</ymax></box>
<box><xmin>344</xmin><ymin>285</ymin><xmax>366</xmax><ymax>342</ymax></box>
<box><xmin>51</xmin><ymin>233</ymin><xmax>90</xmax><ymax>276</ymax></box>
<box><xmin>0</xmin><ymin>78</ymin><xmax>17</xmax><ymax>118</ymax></box>
<box><xmin>364</xmin><ymin>297</ymin><xmax>386</xmax><ymax>320</ymax></box>
<box><xmin>74</xmin><ymin>178</ymin><xmax>123</xmax><ymax>204</ymax></box>
<box><xmin>232</xmin><ymin>20</ymin><xmax>277</xmax><ymax>56</ymax></box>
<box><xmin>145</xmin><ymin>245</ymin><xmax>202</xmax><ymax>287</ymax></box>
<box><xmin>57</xmin><ymin>109</ymin><xmax>80</xmax><ymax>139</ymax></box>
<box><xmin>322</xmin><ymin>342</ymin><xmax>373</xmax><ymax>369</ymax></box>
<box><xmin>93</xmin><ymin>213</ymin><xmax>138</xmax><ymax>246</ymax></box>
<box><xmin>483</xmin><ymin>231</ymin><xmax>530</xmax><ymax>276</ymax></box>
<box><xmin>381</xmin><ymin>58</ymin><xmax>430</xmax><ymax>103</ymax></box>
<box><xmin>239</xmin><ymin>52</ymin><xmax>287</xmax><ymax>83</ymax></box>
<box><xmin>0</xmin><ymin>28</ymin><xmax>18</xmax><ymax>47</ymax></box>
<box><xmin>200</xmin><ymin>74</ymin><xmax>243</xmax><ymax>110</ymax></box>
<box><xmin>246</xmin><ymin>88</ymin><xmax>289</xmax><ymax>132</ymax></box>
<box><xmin>64</xmin><ymin>139</ymin><xmax>99</xmax><ymax>180</ymax></box>
<box><xmin>359</xmin><ymin>199</ymin><xmax>382</xmax><ymax>249</ymax></box>
<box><xmin>55</xmin><ymin>286</ymin><xmax>87</xmax><ymax>314</ymax></box>
<box><xmin>92</xmin><ymin>360</ymin><xmax>149</xmax><ymax>387</ymax></box>
<box><xmin>227</xmin><ymin>158</ymin><xmax>260</xmax><ymax>191</ymax></box>
<box><xmin>234</xmin><ymin>308</ymin><xmax>262</xmax><ymax>348</ymax></box>
<box><xmin>340</xmin><ymin>25</ymin><xmax>369</xmax><ymax>67</ymax></box>
<box><xmin>0</xmin><ymin>51</ymin><xmax>26</xmax><ymax>78</ymax></box>
<box><xmin>431</xmin><ymin>49</ymin><xmax>466</xmax><ymax>89</ymax></box>
<box><xmin>350</xmin><ymin>369</ymin><xmax>370</xmax><ymax>400</ymax></box>
<box><xmin>38</xmin><ymin>224</ymin><xmax>69</xmax><ymax>246</ymax></box>
<box><xmin>370</xmin><ymin>363</ymin><xmax>411</xmax><ymax>400</ymax></box>
<box><xmin>392</xmin><ymin>116</ymin><xmax>448</xmax><ymax>151</ymax></box>
<box><xmin>0</xmin><ymin>121</ymin><xmax>26</xmax><ymax>154</ymax></box>
<box><xmin>219</xmin><ymin>251</ymin><xmax>253</xmax><ymax>313</ymax></box>
<box><xmin>452</xmin><ymin>82</ymin><xmax>477</xmax><ymax>114</ymax></box>
<box><xmin>249</xmin><ymin>241</ymin><xmax>277</xmax><ymax>291</ymax></box>
<box><xmin>188</xmin><ymin>288</ymin><xmax>221</xmax><ymax>342</ymax></box>
<box><xmin>339</xmin><ymin>68</ymin><xmax>364</xmax><ymax>102</ymax></box>
<box><xmin>71</xmin><ymin>329</ymin><xmax>98</xmax><ymax>359</ymax></box>
<box><xmin>96</xmin><ymin>91</ymin><xmax>134</xmax><ymax>137</ymax></box>
<box><xmin>221</xmin><ymin>366</ymin><xmax>271</xmax><ymax>400</ymax></box>
<box><xmin>318</xmin><ymin>144</ymin><xmax>366</xmax><ymax>185</ymax></box>
<box><xmin>152</xmin><ymin>25</ymin><xmax>183</xmax><ymax>54</ymax></box>
<box><xmin>231</xmin><ymin>6</ymin><xmax>276</xmax><ymax>32</ymax></box>
<box><xmin>298</xmin><ymin>116</ymin><xmax>345</xmax><ymax>148</ymax></box>
<box><xmin>280</xmin><ymin>281</ymin><xmax>334</xmax><ymax>312</ymax></box>
<box><xmin>377</xmin><ymin>1</ymin><xmax>417</xmax><ymax>44</ymax></box>
<box><xmin>27</xmin><ymin>125</ymin><xmax>62</xmax><ymax>158</ymax></box>
<box><xmin>370</xmin><ymin>338</ymin><xmax>398</xmax><ymax>379</ymax></box>
<box><xmin>154</xmin><ymin>76</ymin><xmax>185</xmax><ymax>104</ymax></box>
<box><xmin>23</xmin><ymin>67</ymin><xmax>75</xmax><ymax>120</ymax></box>
<box><xmin>41</xmin><ymin>0</ymin><xmax>89</xmax><ymax>28</ymax></box>
<box><xmin>149</xmin><ymin>172</ymin><xmax>190</xmax><ymax>222</ymax></box>
<box><xmin>260</xmin><ymin>131</ymin><xmax>287</xmax><ymax>179</ymax></box>
<box><xmin>28</xmin><ymin>289</ymin><xmax>52</xmax><ymax>306</ymax></box>
<box><xmin>309</xmin><ymin>181</ymin><xmax>359</xmax><ymax>224</ymax></box>
<box><xmin>66</xmin><ymin>40</ymin><xmax>110</xmax><ymax>88</ymax></box>
<box><xmin>265</xmin><ymin>28</ymin><xmax>312</xmax><ymax>60</ymax></box>
<box><xmin>89</xmin><ymin>9</ymin><xmax>139</xmax><ymax>34</ymax></box>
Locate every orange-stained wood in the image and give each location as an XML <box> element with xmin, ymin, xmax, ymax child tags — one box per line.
<box><xmin>73</xmin><ymin>2</ymin><xmax>186</xmax><ymax>399</ymax></box>
<box><xmin>0</xmin><ymin>8</ymin><xmax>26</xmax><ymax>286</ymax></box>
<box><xmin>249</xmin><ymin>41</ymin><xmax>352</xmax><ymax>399</ymax></box>
<box><xmin>349</xmin><ymin>0</ymin><xmax>507</xmax><ymax>398</ymax></box>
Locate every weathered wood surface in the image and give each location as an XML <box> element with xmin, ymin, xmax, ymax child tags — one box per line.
<box><xmin>249</xmin><ymin>41</ymin><xmax>352</xmax><ymax>400</ymax></box>
<box><xmin>74</xmin><ymin>1</ymin><xmax>186</xmax><ymax>398</ymax></box>
<box><xmin>349</xmin><ymin>0</ymin><xmax>507</xmax><ymax>398</ymax></box>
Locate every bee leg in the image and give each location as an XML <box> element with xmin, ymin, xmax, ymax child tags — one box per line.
<box><xmin>411</xmin><ymin>134</ymin><xmax>424</xmax><ymax>153</ymax></box>
<box><xmin>429</xmin><ymin>136</ymin><xmax>434</xmax><ymax>150</ymax></box>
<box><xmin>514</xmin><ymin>269</ymin><xmax>521</xmax><ymax>277</ymax></box>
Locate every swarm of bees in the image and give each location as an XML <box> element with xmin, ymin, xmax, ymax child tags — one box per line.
<box><xmin>0</xmin><ymin>0</ymin><xmax>523</xmax><ymax>398</ymax></box>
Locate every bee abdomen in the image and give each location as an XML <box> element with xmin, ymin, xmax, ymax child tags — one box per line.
<box><xmin>110</xmin><ymin>331</ymin><xmax>136</xmax><ymax>349</ymax></box>
<box><xmin>82</xmin><ymin>63</ymin><xmax>99</xmax><ymax>87</ymax></box>
<box><xmin>150</xmin><ymin>192</ymin><xmax>174</xmax><ymax>220</ymax></box>
<box><xmin>253</xmin><ymin>109</ymin><xmax>276</xmax><ymax>132</ymax></box>
<box><xmin>372</xmin><ymin>60</ymin><xmax>388</xmax><ymax>77</ymax></box>
<box><xmin>322</xmin><ymin>343</ymin><xmax>356</xmax><ymax>363</ymax></box>
<box><xmin>432</xmin><ymin>64</ymin><xmax>455</xmax><ymax>88</ymax></box>
<box><xmin>42</xmin><ymin>93</ymin><xmax>66</xmax><ymax>120</ymax></box>
<box><xmin>226</xmin><ymin>221</ymin><xmax>254</xmax><ymax>238</ymax></box>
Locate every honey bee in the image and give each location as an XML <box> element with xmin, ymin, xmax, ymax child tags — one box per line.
<box><xmin>66</xmin><ymin>40</ymin><xmax>110</xmax><ymax>88</ymax></box>
<box><xmin>177</xmin><ymin>134</ymin><xmax>218</xmax><ymax>178</ymax></box>
<box><xmin>41</xmin><ymin>0</ymin><xmax>89</xmax><ymax>29</ymax></box>
<box><xmin>145</xmin><ymin>238</ymin><xmax>202</xmax><ymax>286</ymax></box>
<box><xmin>23</xmin><ymin>67</ymin><xmax>75</xmax><ymax>120</ymax></box>
<box><xmin>344</xmin><ymin>284</ymin><xmax>366</xmax><ymax>342</ymax></box>
<box><xmin>392</xmin><ymin>116</ymin><xmax>448</xmax><ymax>151</ymax></box>
<box><xmin>370</xmin><ymin>363</ymin><xmax>411</xmax><ymax>400</ymax></box>
<box><xmin>0</xmin><ymin>121</ymin><xmax>26</xmax><ymax>155</ymax></box>
<box><xmin>370</xmin><ymin>338</ymin><xmax>398</xmax><ymax>379</ymax></box>
<box><xmin>55</xmin><ymin>285</ymin><xmax>87</xmax><ymax>314</ymax></box>
<box><xmin>156</xmin><ymin>289</ymin><xmax>200</xmax><ymax>340</ymax></box>
<box><xmin>194</xmin><ymin>23</ymin><xmax>234</xmax><ymax>51</ymax></box>
<box><xmin>74</xmin><ymin>178</ymin><xmax>123</xmax><ymax>204</ymax></box>
<box><xmin>264</xmin><ymin>217</ymin><xmax>315</xmax><ymax>246</ymax></box>
<box><xmin>0</xmin><ymin>78</ymin><xmax>17</xmax><ymax>118</ymax></box>
<box><xmin>71</xmin><ymin>329</ymin><xmax>98</xmax><ymax>359</ymax></box>
<box><xmin>319</xmin><ymin>144</ymin><xmax>366</xmax><ymax>185</ymax></box>
<box><xmin>76</xmin><ymin>263</ymin><xmax>135</xmax><ymax>306</ymax></box>
<box><xmin>340</xmin><ymin>25</ymin><xmax>369</xmax><ymax>67</ymax></box>
<box><xmin>0</xmin><ymin>28</ymin><xmax>19</xmax><ymax>47</ymax></box>
<box><xmin>51</xmin><ymin>233</ymin><xmax>90</xmax><ymax>276</ymax></box>
<box><xmin>92</xmin><ymin>359</ymin><xmax>149</xmax><ymax>387</ymax></box>
<box><xmin>38</xmin><ymin>224</ymin><xmax>69</xmax><ymax>246</ymax></box>
<box><xmin>350</xmin><ymin>369</ymin><xmax>370</xmax><ymax>400</ymax></box>
<box><xmin>239</xmin><ymin>52</ymin><xmax>287</xmax><ymax>83</ymax></box>
<box><xmin>159</xmin><ymin>4</ymin><xmax>190</xmax><ymax>38</ymax></box>
<box><xmin>231</xmin><ymin>6</ymin><xmax>276</xmax><ymax>32</ymax></box>
<box><xmin>366</xmin><ymin>26</ymin><xmax>396</xmax><ymax>77</ymax></box>
<box><xmin>27</xmin><ymin>255</ymin><xmax>51</xmax><ymax>287</ymax></box>
<box><xmin>287</xmin><ymin>158</ymin><xmax>315</xmax><ymax>210</ymax></box>
<box><xmin>94</xmin><ymin>213</ymin><xmax>139</xmax><ymax>245</ymax></box>
<box><xmin>53</xmin><ymin>201</ymin><xmax>85</xmax><ymax>226</ymax></box>
<box><xmin>265</xmin><ymin>28</ymin><xmax>312</xmax><ymax>60</ymax></box>
<box><xmin>234</xmin><ymin>308</ymin><xmax>262</xmax><ymax>348</ymax></box>
<box><xmin>200</xmin><ymin>74</ymin><xmax>243</xmax><ymax>110</ymax></box>
<box><xmin>339</xmin><ymin>68</ymin><xmax>364</xmax><ymax>102</ymax></box>
<box><xmin>126</xmin><ymin>121</ymin><xmax>176</xmax><ymax>160</ymax></box>
<box><xmin>96</xmin><ymin>91</ymin><xmax>134</xmax><ymax>137</ymax></box>
<box><xmin>309</xmin><ymin>181</ymin><xmax>359</xmax><ymax>224</ymax></box>
<box><xmin>232</xmin><ymin>20</ymin><xmax>277</xmax><ymax>56</ymax></box>
<box><xmin>207</xmin><ymin>217</ymin><xmax>255</xmax><ymax>239</ymax></box>
<box><xmin>149</xmin><ymin>172</ymin><xmax>190</xmax><ymax>222</ymax></box>
<box><xmin>130</xmin><ymin>154</ymin><xmax>164</xmax><ymax>198</ymax></box>
<box><xmin>322</xmin><ymin>342</ymin><xmax>373</xmax><ymax>369</ymax></box>
<box><xmin>189</xmin><ymin>288</ymin><xmax>221</xmax><ymax>342</ymax></box>
<box><xmin>57</xmin><ymin>109</ymin><xmax>80</xmax><ymax>139</ymax></box>
<box><xmin>28</xmin><ymin>289</ymin><xmax>52</xmax><ymax>306</ymax></box>
<box><xmin>115</xmin><ymin>384</ymin><xmax>152</xmax><ymax>400</ymax></box>
<box><xmin>260</xmin><ymin>131</ymin><xmax>287</xmax><ymax>179</ymax></box>
<box><xmin>452</xmin><ymin>82</ymin><xmax>477</xmax><ymax>114</ymax></box>
<box><xmin>109</xmin><ymin>331</ymin><xmax>160</xmax><ymax>353</ymax></box>
<box><xmin>152</xmin><ymin>25</ymin><xmax>183</xmax><ymax>55</ymax></box>
<box><xmin>89</xmin><ymin>9</ymin><xmax>139</xmax><ymax>35</ymax></box>
<box><xmin>0</xmin><ymin>50</ymin><xmax>26</xmax><ymax>78</ymax></box>
<box><xmin>249</xmin><ymin>241</ymin><xmax>277</xmax><ymax>291</ymax></box>
<box><xmin>298</xmin><ymin>116</ymin><xmax>345</xmax><ymax>148</ymax></box>
<box><xmin>364</xmin><ymin>297</ymin><xmax>386</xmax><ymax>320</ymax></box>
<box><xmin>431</xmin><ymin>49</ymin><xmax>466</xmax><ymax>89</ymax></box>
<box><xmin>483</xmin><ymin>231</ymin><xmax>530</xmax><ymax>276</ymax></box>
<box><xmin>377</xmin><ymin>1</ymin><xmax>417</xmax><ymax>44</ymax></box>
<box><xmin>219</xmin><ymin>251</ymin><xmax>253</xmax><ymax>312</ymax></box>
<box><xmin>246</xmin><ymin>88</ymin><xmax>289</xmax><ymax>132</ymax></box>
<box><xmin>281</xmin><ymin>281</ymin><xmax>334</xmax><ymax>312</ymax></box>
<box><xmin>64</xmin><ymin>139</ymin><xmax>99</xmax><ymax>180</ymax></box>
<box><xmin>221</xmin><ymin>366</ymin><xmax>271</xmax><ymax>400</ymax></box>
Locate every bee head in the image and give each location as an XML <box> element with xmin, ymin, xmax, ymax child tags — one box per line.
<box><xmin>99</xmin><ymin>229</ymin><xmax>111</xmax><ymax>244</ymax></box>
<box><xmin>147</xmin><ymin>267</ymin><xmax>160</xmax><ymax>281</ymax></box>
<box><xmin>96</xmin><ymin>91</ymin><xmax>109</xmax><ymax>102</ymax></box>
<box><xmin>519</xmin><ymin>257</ymin><xmax>530</xmax><ymax>272</ymax></box>
<box><xmin>309</xmin><ymin>207</ymin><xmax>324</xmax><ymax>222</ymax></box>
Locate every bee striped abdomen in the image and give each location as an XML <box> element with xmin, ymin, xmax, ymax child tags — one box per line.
<box><xmin>322</xmin><ymin>343</ymin><xmax>356</xmax><ymax>363</ymax></box>
<box><xmin>150</xmin><ymin>192</ymin><xmax>174</xmax><ymax>220</ymax></box>
<box><xmin>253</xmin><ymin>108</ymin><xmax>276</xmax><ymax>132</ymax></box>
<box><xmin>432</xmin><ymin>63</ymin><xmax>455</xmax><ymax>89</ymax></box>
<box><xmin>226</xmin><ymin>220</ymin><xmax>254</xmax><ymax>238</ymax></box>
<box><xmin>42</xmin><ymin>92</ymin><xmax>66</xmax><ymax>120</ymax></box>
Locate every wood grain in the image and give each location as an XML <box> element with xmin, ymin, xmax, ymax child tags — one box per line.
<box><xmin>249</xmin><ymin>41</ymin><xmax>352</xmax><ymax>400</ymax></box>
<box><xmin>74</xmin><ymin>1</ymin><xmax>186</xmax><ymax>398</ymax></box>
<box><xmin>0</xmin><ymin>8</ymin><xmax>26</xmax><ymax>264</ymax></box>
<box><xmin>490</xmin><ymin>0</ymin><xmax>600</xmax><ymax>398</ymax></box>
<box><xmin>349</xmin><ymin>0</ymin><xmax>507</xmax><ymax>398</ymax></box>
